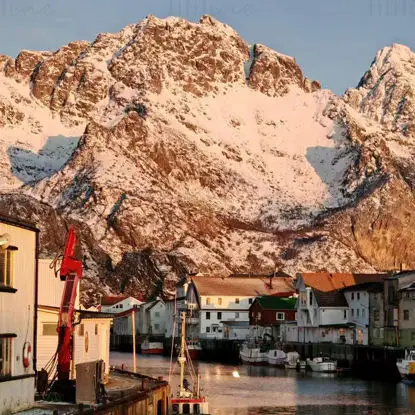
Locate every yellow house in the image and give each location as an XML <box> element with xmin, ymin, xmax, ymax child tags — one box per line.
<box><xmin>0</xmin><ymin>215</ymin><xmax>39</xmax><ymax>414</ymax></box>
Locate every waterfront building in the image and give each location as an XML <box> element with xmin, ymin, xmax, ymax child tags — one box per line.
<box><xmin>249</xmin><ymin>296</ymin><xmax>297</xmax><ymax>340</ymax></box>
<box><xmin>99</xmin><ymin>295</ymin><xmax>143</xmax><ymax>313</ymax></box>
<box><xmin>36</xmin><ymin>259</ymin><xmax>113</xmax><ymax>380</ymax></box>
<box><xmin>185</xmin><ymin>274</ymin><xmax>294</xmax><ymax>340</ymax></box>
<box><xmin>384</xmin><ymin>271</ymin><xmax>415</xmax><ymax>347</ymax></box>
<box><xmin>0</xmin><ymin>215</ymin><xmax>39</xmax><ymax>414</ymax></box>
<box><xmin>137</xmin><ymin>298</ymin><xmax>166</xmax><ymax>337</ymax></box>
<box><xmin>296</xmin><ymin>272</ymin><xmax>388</xmax><ymax>344</ymax></box>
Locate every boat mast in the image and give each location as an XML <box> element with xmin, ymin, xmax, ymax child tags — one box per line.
<box><xmin>178</xmin><ymin>311</ymin><xmax>186</xmax><ymax>396</ymax></box>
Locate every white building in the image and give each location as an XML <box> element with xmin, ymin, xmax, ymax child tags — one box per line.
<box><xmin>0</xmin><ymin>215</ymin><xmax>38</xmax><ymax>414</ymax></box>
<box><xmin>296</xmin><ymin>273</ymin><xmax>386</xmax><ymax>345</ymax></box>
<box><xmin>138</xmin><ymin>299</ymin><xmax>166</xmax><ymax>336</ymax></box>
<box><xmin>36</xmin><ymin>259</ymin><xmax>113</xmax><ymax>380</ymax></box>
<box><xmin>186</xmin><ymin>275</ymin><xmax>295</xmax><ymax>340</ymax></box>
<box><xmin>99</xmin><ymin>295</ymin><xmax>143</xmax><ymax>313</ymax></box>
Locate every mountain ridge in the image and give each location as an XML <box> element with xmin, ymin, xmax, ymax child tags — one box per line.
<box><xmin>0</xmin><ymin>15</ymin><xmax>414</xmax><ymax>304</ymax></box>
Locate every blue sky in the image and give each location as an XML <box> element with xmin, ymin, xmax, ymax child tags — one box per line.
<box><xmin>0</xmin><ymin>0</ymin><xmax>414</xmax><ymax>94</ymax></box>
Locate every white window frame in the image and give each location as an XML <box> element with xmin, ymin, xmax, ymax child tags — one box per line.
<box><xmin>0</xmin><ymin>249</ymin><xmax>15</xmax><ymax>288</ymax></box>
<box><xmin>276</xmin><ymin>312</ymin><xmax>285</xmax><ymax>321</ymax></box>
<box><xmin>0</xmin><ymin>336</ymin><xmax>13</xmax><ymax>377</ymax></box>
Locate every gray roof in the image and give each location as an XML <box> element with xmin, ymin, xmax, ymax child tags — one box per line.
<box><xmin>391</xmin><ymin>272</ymin><xmax>415</xmax><ymax>291</ymax></box>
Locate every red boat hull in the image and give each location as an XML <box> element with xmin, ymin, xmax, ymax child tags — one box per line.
<box><xmin>142</xmin><ymin>348</ymin><xmax>164</xmax><ymax>354</ymax></box>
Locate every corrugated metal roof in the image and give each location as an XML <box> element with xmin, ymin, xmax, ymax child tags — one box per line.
<box><xmin>191</xmin><ymin>276</ymin><xmax>294</xmax><ymax>296</ymax></box>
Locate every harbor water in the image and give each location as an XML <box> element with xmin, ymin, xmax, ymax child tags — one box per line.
<box><xmin>110</xmin><ymin>352</ymin><xmax>415</xmax><ymax>414</ymax></box>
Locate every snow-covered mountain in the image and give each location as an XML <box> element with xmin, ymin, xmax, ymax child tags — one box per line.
<box><xmin>1</xmin><ymin>15</ymin><xmax>414</xmax><ymax>304</ymax></box>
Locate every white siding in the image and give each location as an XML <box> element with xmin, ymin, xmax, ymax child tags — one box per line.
<box><xmin>0</xmin><ymin>222</ymin><xmax>36</xmax><ymax>413</ymax></box>
<box><xmin>101</xmin><ymin>297</ymin><xmax>142</xmax><ymax>314</ymax></box>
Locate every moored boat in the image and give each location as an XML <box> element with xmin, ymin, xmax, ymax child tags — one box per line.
<box><xmin>306</xmin><ymin>356</ymin><xmax>337</xmax><ymax>373</ymax></box>
<box><xmin>267</xmin><ymin>349</ymin><xmax>286</xmax><ymax>366</ymax></box>
<box><xmin>285</xmin><ymin>351</ymin><xmax>301</xmax><ymax>369</ymax></box>
<box><xmin>141</xmin><ymin>339</ymin><xmax>164</xmax><ymax>354</ymax></box>
<box><xmin>170</xmin><ymin>312</ymin><xmax>210</xmax><ymax>415</ymax></box>
<box><xmin>397</xmin><ymin>349</ymin><xmax>415</xmax><ymax>382</ymax></box>
<box><xmin>239</xmin><ymin>343</ymin><xmax>267</xmax><ymax>365</ymax></box>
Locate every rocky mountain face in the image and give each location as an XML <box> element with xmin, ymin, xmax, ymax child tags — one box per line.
<box><xmin>0</xmin><ymin>15</ymin><xmax>414</xmax><ymax>305</ymax></box>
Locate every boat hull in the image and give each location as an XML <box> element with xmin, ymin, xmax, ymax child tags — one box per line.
<box><xmin>240</xmin><ymin>348</ymin><xmax>268</xmax><ymax>365</ymax></box>
<box><xmin>171</xmin><ymin>397</ymin><xmax>209</xmax><ymax>414</ymax></box>
<box><xmin>141</xmin><ymin>348</ymin><xmax>164</xmax><ymax>354</ymax></box>
<box><xmin>141</xmin><ymin>341</ymin><xmax>164</xmax><ymax>354</ymax></box>
<box><xmin>307</xmin><ymin>360</ymin><xmax>337</xmax><ymax>373</ymax></box>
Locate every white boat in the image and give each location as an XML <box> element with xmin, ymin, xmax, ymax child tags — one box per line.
<box><xmin>397</xmin><ymin>349</ymin><xmax>415</xmax><ymax>382</ymax></box>
<box><xmin>239</xmin><ymin>343</ymin><xmax>268</xmax><ymax>365</ymax></box>
<box><xmin>141</xmin><ymin>339</ymin><xmax>164</xmax><ymax>354</ymax></box>
<box><xmin>306</xmin><ymin>356</ymin><xmax>337</xmax><ymax>373</ymax></box>
<box><xmin>170</xmin><ymin>312</ymin><xmax>210</xmax><ymax>415</ymax></box>
<box><xmin>267</xmin><ymin>349</ymin><xmax>286</xmax><ymax>366</ymax></box>
<box><xmin>285</xmin><ymin>351</ymin><xmax>300</xmax><ymax>369</ymax></box>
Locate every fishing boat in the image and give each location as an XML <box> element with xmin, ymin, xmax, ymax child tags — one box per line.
<box><xmin>175</xmin><ymin>339</ymin><xmax>202</xmax><ymax>360</ymax></box>
<box><xmin>239</xmin><ymin>343</ymin><xmax>267</xmax><ymax>365</ymax></box>
<box><xmin>267</xmin><ymin>349</ymin><xmax>286</xmax><ymax>366</ymax></box>
<box><xmin>306</xmin><ymin>356</ymin><xmax>337</xmax><ymax>373</ymax></box>
<box><xmin>170</xmin><ymin>312</ymin><xmax>210</xmax><ymax>415</ymax></box>
<box><xmin>141</xmin><ymin>338</ymin><xmax>164</xmax><ymax>354</ymax></box>
<box><xmin>397</xmin><ymin>349</ymin><xmax>415</xmax><ymax>382</ymax></box>
<box><xmin>285</xmin><ymin>351</ymin><xmax>301</xmax><ymax>369</ymax></box>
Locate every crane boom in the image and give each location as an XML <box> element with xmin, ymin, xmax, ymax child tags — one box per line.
<box><xmin>57</xmin><ymin>228</ymin><xmax>83</xmax><ymax>381</ymax></box>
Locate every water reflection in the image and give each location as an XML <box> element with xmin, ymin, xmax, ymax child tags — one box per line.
<box><xmin>110</xmin><ymin>352</ymin><xmax>415</xmax><ymax>414</ymax></box>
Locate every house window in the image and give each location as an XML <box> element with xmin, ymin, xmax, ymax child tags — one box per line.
<box><xmin>206</xmin><ymin>327</ymin><xmax>210</xmax><ymax>333</ymax></box>
<box><xmin>95</xmin><ymin>324</ymin><xmax>98</xmax><ymax>335</ymax></box>
<box><xmin>276</xmin><ymin>312</ymin><xmax>285</xmax><ymax>321</ymax></box>
<box><xmin>357</xmin><ymin>309</ymin><xmax>360</xmax><ymax>317</ymax></box>
<box><xmin>42</xmin><ymin>323</ymin><xmax>57</xmax><ymax>336</ymax></box>
<box><xmin>155</xmin><ymin>311</ymin><xmax>160</xmax><ymax>317</ymax></box>
<box><xmin>351</xmin><ymin>293</ymin><xmax>354</xmax><ymax>300</ymax></box>
<box><xmin>119</xmin><ymin>304</ymin><xmax>123</xmax><ymax>309</ymax></box>
<box><xmin>362</xmin><ymin>309</ymin><xmax>365</xmax><ymax>318</ymax></box>
<box><xmin>357</xmin><ymin>292</ymin><xmax>360</xmax><ymax>301</ymax></box>
<box><xmin>0</xmin><ymin>249</ymin><xmax>14</xmax><ymax>288</ymax></box>
<box><xmin>78</xmin><ymin>324</ymin><xmax>85</xmax><ymax>336</ymax></box>
<box><xmin>0</xmin><ymin>336</ymin><xmax>13</xmax><ymax>377</ymax></box>
<box><xmin>217</xmin><ymin>312</ymin><xmax>222</xmax><ymax>320</ymax></box>
<box><xmin>343</xmin><ymin>310</ymin><xmax>347</xmax><ymax>319</ymax></box>
<box><xmin>309</xmin><ymin>291</ymin><xmax>313</xmax><ymax>306</ymax></box>
<box><xmin>235</xmin><ymin>312</ymin><xmax>240</xmax><ymax>319</ymax></box>
<box><xmin>218</xmin><ymin>298</ymin><xmax>222</xmax><ymax>305</ymax></box>
<box><xmin>235</xmin><ymin>298</ymin><xmax>240</xmax><ymax>304</ymax></box>
<box><xmin>206</xmin><ymin>297</ymin><xmax>212</xmax><ymax>305</ymax></box>
<box><xmin>351</xmin><ymin>309</ymin><xmax>354</xmax><ymax>317</ymax></box>
<box><xmin>404</xmin><ymin>310</ymin><xmax>410</xmax><ymax>321</ymax></box>
<box><xmin>412</xmin><ymin>332</ymin><xmax>415</xmax><ymax>341</ymax></box>
<box><xmin>206</xmin><ymin>312</ymin><xmax>211</xmax><ymax>320</ymax></box>
<box><xmin>154</xmin><ymin>324</ymin><xmax>160</xmax><ymax>330</ymax></box>
<box><xmin>249</xmin><ymin>298</ymin><xmax>253</xmax><ymax>304</ymax></box>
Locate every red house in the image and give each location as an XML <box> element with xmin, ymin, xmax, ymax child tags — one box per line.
<box><xmin>249</xmin><ymin>296</ymin><xmax>297</xmax><ymax>326</ymax></box>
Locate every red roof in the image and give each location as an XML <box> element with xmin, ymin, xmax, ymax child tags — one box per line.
<box><xmin>299</xmin><ymin>273</ymin><xmax>388</xmax><ymax>293</ymax></box>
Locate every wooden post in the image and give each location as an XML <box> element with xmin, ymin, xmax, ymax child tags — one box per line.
<box><xmin>132</xmin><ymin>309</ymin><xmax>137</xmax><ymax>373</ymax></box>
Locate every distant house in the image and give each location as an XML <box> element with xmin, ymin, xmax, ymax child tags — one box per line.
<box><xmin>249</xmin><ymin>296</ymin><xmax>297</xmax><ymax>340</ymax></box>
<box><xmin>37</xmin><ymin>259</ymin><xmax>113</xmax><ymax>380</ymax></box>
<box><xmin>138</xmin><ymin>299</ymin><xmax>166</xmax><ymax>337</ymax></box>
<box><xmin>186</xmin><ymin>274</ymin><xmax>294</xmax><ymax>340</ymax></box>
<box><xmin>296</xmin><ymin>272</ymin><xmax>388</xmax><ymax>345</ymax></box>
<box><xmin>99</xmin><ymin>295</ymin><xmax>143</xmax><ymax>313</ymax></box>
<box><xmin>384</xmin><ymin>271</ymin><xmax>415</xmax><ymax>347</ymax></box>
<box><xmin>0</xmin><ymin>215</ymin><xmax>39</xmax><ymax>414</ymax></box>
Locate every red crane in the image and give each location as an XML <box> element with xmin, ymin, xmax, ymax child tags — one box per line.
<box><xmin>56</xmin><ymin>228</ymin><xmax>83</xmax><ymax>381</ymax></box>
